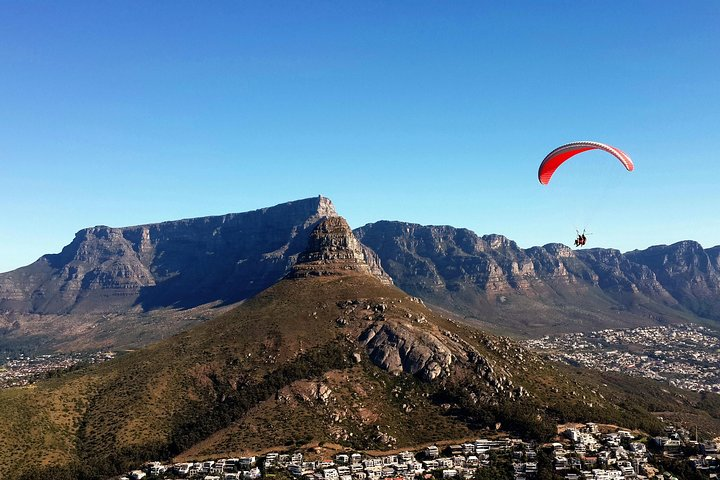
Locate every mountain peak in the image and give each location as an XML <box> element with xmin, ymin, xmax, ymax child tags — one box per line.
<box><xmin>314</xmin><ymin>195</ymin><xmax>337</xmax><ymax>218</ymax></box>
<box><xmin>289</xmin><ymin>216</ymin><xmax>390</xmax><ymax>282</ymax></box>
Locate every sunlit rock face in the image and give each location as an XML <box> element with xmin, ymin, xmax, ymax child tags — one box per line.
<box><xmin>355</xmin><ymin>221</ymin><xmax>720</xmax><ymax>332</ymax></box>
<box><xmin>626</xmin><ymin>241</ymin><xmax>720</xmax><ymax>319</ymax></box>
<box><xmin>288</xmin><ymin>216</ymin><xmax>392</xmax><ymax>284</ymax></box>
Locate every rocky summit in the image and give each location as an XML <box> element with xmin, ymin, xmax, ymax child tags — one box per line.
<box><xmin>289</xmin><ymin>216</ymin><xmax>392</xmax><ymax>283</ymax></box>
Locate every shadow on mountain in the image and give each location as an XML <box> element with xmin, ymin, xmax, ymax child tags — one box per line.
<box><xmin>134</xmin><ymin>257</ymin><xmax>291</xmax><ymax>310</ymax></box>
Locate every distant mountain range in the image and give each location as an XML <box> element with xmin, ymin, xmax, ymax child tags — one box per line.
<box><xmin>356</xmin><ymin>222</ymin><xmax>720</xmax><ymax>336</ymax></box>
<box><xmin>3</xmin><ymin>214</ymin><xmax>718</xmax><ymax>479</ymax></box>
<box><xmin>0</xmin><ymin>196</ymin><xmax>718</xmax><ymax>351</ymax></box>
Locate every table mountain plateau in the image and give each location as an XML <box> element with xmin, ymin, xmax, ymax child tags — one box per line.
<box><xmin>0</xmin><ymin>196</ymin><xmax>389</xmax><ymax>351</ymax></box>
<box><xmin>3</xmin><ymin>215</ymin><xmax>719</xmax><ymax>480</ymax></box>
<box><xmin>0</xmin><ymin>196</ymin><xmax>340</xmax><ymax>315</ymax></box>
<box><xmin>1</xmin><ymin>196</ymin><xmax>718</xmax><ymax>352</ymax></box>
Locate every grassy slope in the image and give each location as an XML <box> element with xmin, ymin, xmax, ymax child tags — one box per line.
<box><xmin>0</xmin><ymin>272</ymin><xmax>719</xmax><ymax>479</ymax></box>
<box><xmin>0</xmin><ymin>302</ymin><xmax>237</xmax><ymax>355</ymax></box>
<box><xmin>0</xmin><ymin>274</ymin><xmax>411</xmax><ymax>477</ymax></box>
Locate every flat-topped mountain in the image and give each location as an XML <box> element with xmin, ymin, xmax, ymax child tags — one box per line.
<box><xmin>0</xmin><ymin>196</ymin><xmax>339</xmax><ymax>314</ymax></box>
<box><xmin>1</xmin><ymin>197</ymin><xmax>719</xmax><ymax>352</ymax></box>
<box><xmin>0</xmin><ymin>197</ymin><xmax>390</xmax><ymax>352</ymax></box>
<box><xmin>355</xmin><ymin>221</ymin><xmax>719</xmax><ymax>336</ymax></box>
<box><xmin>3</xmin><ymin>215</ymin><xmax>718</xmax><ymax>480</ymax></box>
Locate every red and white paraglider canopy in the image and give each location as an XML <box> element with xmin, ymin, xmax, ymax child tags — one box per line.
<box><xmin>538</xmin><ymin>141</ymin><xmax>634</xmax><ymax>185</ymax></box>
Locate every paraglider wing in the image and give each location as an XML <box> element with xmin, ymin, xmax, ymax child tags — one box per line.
<box><xmin>538</xmin><ymin>141</ymin><xmax>634</xmax><ymax>185</ymax></box>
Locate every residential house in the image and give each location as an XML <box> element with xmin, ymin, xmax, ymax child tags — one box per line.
<box><xmin>382</xmin><ymin>455</ymin><xmax>398</xmax><ymax>466</ymax></box>
<box><xmin>323</xmin><ymin>468</ymin><xmax>339</xmax><ymax>480</ymax></box>
<box><xmin>381</xmin><ymin>466</ymin><xmax>395</xmax><ymax>477</ymax></box>
<box><xmin>174</xmin><ymin>463</ymin><xmax>192</xmax><ymax>476</ymax></box>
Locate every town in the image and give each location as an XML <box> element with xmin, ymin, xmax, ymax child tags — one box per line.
<box><xmin>0</xmin><ymin>350</ymin><xmax>116</xmax><ymax>387</ymax></box>
<box><xmin>525</xmin><ymin>324</ymin><xmax>720</xmax><ymax>393</ymax></box>
<box><xmin>113</xmin><ymin>422</ymin><xmax>719</xmax><ymax>480</ymax></box>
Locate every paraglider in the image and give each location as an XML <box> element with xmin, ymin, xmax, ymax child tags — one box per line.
<box><xmin>538</xmin><ymin>141</ymin><xmax>634</xmax><ymax>185</ymax></box>
<box><xmin>574</xmin><ymin>229</ymin><xmax>587</xmax><ymax>247</ymax></box>
<box><xmin>539</xmin><ymin>141</ymin><xmax>634</xmax><ymax>247</ymax></box>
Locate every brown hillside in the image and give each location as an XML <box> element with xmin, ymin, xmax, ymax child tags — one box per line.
<box><xmin>1</xmin><ymin>216</ymin><xmax>719</xmax><ymax>480</ymax></box>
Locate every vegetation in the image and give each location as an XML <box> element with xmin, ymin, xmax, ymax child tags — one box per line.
<box><xmin>2</xmin><ymin>272</ymin><xmax>720</xmax><ymax>479</ymax></box>
<box><xmin>472</xmin><ymin>452</ymin><xmax>514</xmax><ymax>480</ymax></box>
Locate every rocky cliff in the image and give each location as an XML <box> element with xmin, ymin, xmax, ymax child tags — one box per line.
<box><xmin>2</xmin><ymin>197</ymin><xmax>718</xmax><ymax>350</ymax></box>
<box><xmin>355</xmin><ymin>221</ymin><xmax>718</xmax><ymax>335</ymax></box>
<box><xmin>0</xmin><ymin>196</ymin><xmax>340</xmax><ymax>315</ymax></box>
<box><xmin>626</xmin><ymin>241</ymin><xmax>720</xmax><ymax>319</ymax></box>
<box><xmin>0</xmin><ymin>197</ymin><xmax>396</xmax><ymax>352</ymax></box>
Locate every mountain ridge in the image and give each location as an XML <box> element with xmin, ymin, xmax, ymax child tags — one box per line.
<box><xmin>355</xmin><ymin>220</ymin><xmax>719</xmax><ymax>336</ymax></box>
<box><xmin>1</xmin><ymin>197</ymin><xmax>718</xmax><ymax>352</ymax></box>
<box><xmin>0</xmin><ymin>196</ymin><xmax>339</xmax><ymax>312</ymax></box>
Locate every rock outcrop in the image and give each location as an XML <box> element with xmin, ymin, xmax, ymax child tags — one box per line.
<box><xmin>288</xmin><ymin>216</ymin><xmax>392</xmax><ymax>283</ymax></box>
<box><xmin>360</xmin><ymin>320</ymin><xmax>461</xmax><ymax>381</ymax></box>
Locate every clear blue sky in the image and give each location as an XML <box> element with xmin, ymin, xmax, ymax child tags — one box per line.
<box><xmin>2</xmin><ymin>1</ymin><xmax>719</xmax><ymax>273</ymax></box>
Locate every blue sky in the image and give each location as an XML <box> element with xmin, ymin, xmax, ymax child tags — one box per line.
<box><xmin>1</xmin><ymin>1</ymin><xmax>719</xmax><ymax>273</ymax></box>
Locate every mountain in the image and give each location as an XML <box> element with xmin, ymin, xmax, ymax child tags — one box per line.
<box><xmin>626</xmin><ymin>241</ymin><xmax>720</xmax><ymax>320</ymax></box>
<box><xmin>2</xmin><ymin>216</ymin><xmax>720</xmax><ymax>479</ymax></box>
<box><xmin>0</xmin><ymin>197</ymin><xmax>389</xmax><ymax>352</ymax></box>
<box><xmin>354</xmin><ymin>221</ymin><xmax>718</xmax><ymax>336</ymax></box>
<box><xmin>2</xmin><ymin>197</ymin><xmax>719</xmax><ymax>352</ymax></box>
<box><xmin>0</xmin><ymin>196</ymin><xmax>338</xmax><ymax>314</ymax></box>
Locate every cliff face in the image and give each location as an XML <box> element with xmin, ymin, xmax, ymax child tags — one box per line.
<box><xmin>0</xmin><ymin>196</ymin><xmax>341</xmax><ymax>314</ymax></box>
<box><xmin>2</xmin><ymin>197</ymin><xmax>718</xmax><ymax>349</ymax></box>
<box><xmin>288</xmin><ymin>216</ymin><xmax>393</xmax><ymax>283</ymax></box>
<box><xmin>626</xmin><ymin>241</ymin><xmax>720</xmax><ymax>319</ymax></box>
<box><xmin>355</xmin><ymin>221</ymin><xmax>719</xmax><ymax>335</ymax></box>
